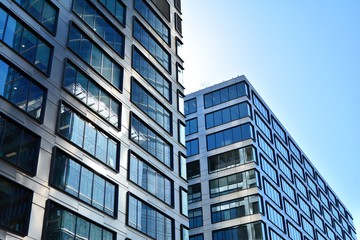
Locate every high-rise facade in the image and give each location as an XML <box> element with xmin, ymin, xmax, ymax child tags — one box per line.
<box><xmin>184</xmin><ymin>76</ymin><xmax>357</xmax><ymax>240</ymax></box>
<box><xmin>0</xmin><ymin>0</ymin><xmax>188</xmax><ymax>239</ymax></box>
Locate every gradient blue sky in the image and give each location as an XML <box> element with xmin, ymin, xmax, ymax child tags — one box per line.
<box><xmin>182</xmin><ymin>0</ymin><xmax>360</xmax><ymax>234</ymax></box>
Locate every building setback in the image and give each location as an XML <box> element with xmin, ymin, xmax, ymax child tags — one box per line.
<box><xmin>0</xmin><ymin>0</ymin><xmax>188</xmax><ymax>239</ymax></box>
<box><xmin>184</xmin><ymin>76</ymin><xmax>357</xmax><ymax>240</ymax></box>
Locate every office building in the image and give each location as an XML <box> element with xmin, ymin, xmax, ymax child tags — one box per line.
<box><xmin>184</xmin><ymin>76</ymin><xmax>357</xmax><ymax>240</ymax></box>
<box><xmin>0</xmin><ymin>0</ymin><xmax>188</xmax><ymax>239</ymax></box>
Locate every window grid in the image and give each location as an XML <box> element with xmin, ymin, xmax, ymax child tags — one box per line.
<box><xmin>209</xmin><ymin>169</ymin><xmax>259</xmax><ymax>198</ymax></box>
<box><xmin>206</xmin><ymin>123</ymin><xmax>254</xmax><ymax>151</ymax></box>
<box><xmin>45</xmin><ymin>200</ymin><xmax>115</xmax><ymax>239</ymax></box>
<box><xmin>97</xmin><ymin>0</ymin><xmax>126</xmax><ymax>26</ymax></box>
<box><xmin>134</xmin><ymin>0</ymin><xmax>170</xmax><ymax>44</ymax></box>
<box><xmin>0</xmin><ymin>175</ymin><xmax>33</xmax><ymax>236</ymax></box>
<box><xmin>184</xmin><ymin>98</ymin><xmax>197</xmax><ymax>115</ymax></box>
<box><xmin>189</xmin><ymin>208</ymin><xmax>202</xmax><ymax>229</ymax></box>
<box><xmin>272</xmin><ymin>117</ymin><xmax>286</xmax><ymax>143</ymax></box>
<box><xmin>278</xmin><ymin>156</ymin><xmax>292</xmax><ymax>181</ymax></box>
<box><xmin>186</xmin><ymin>138</ymin><xmax>199</xmax><ymax>157</ymax></box>
<box><xmin>185</xmin><ymin>118</ymin><xmax>198</xmax><ymax>136</ymax></box>
<box><xmin>275</xmin><ymin>137</ymin><xmax>289</xmax><ymax>161</ymax></box>
<box><xmin>289</xmin><ymin>139</ymin><xmax>301</xmax><ymax>160</ymax></box>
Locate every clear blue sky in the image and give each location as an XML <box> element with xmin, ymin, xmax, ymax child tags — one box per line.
<box><xmin>182</xmin><ymin>0</ymin><xmax>360</xmax><ymax>234</ymax></box>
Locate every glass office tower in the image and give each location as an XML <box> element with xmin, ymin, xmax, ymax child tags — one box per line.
<box><xmin>0</xmin><ymin>0</ymin><xmax>188</xmax><ymax>239</ymax></box>
<box><xmin>184</xmin><ymin>76</ymin><xmax>357</xmax><ymax>240</ymax></box>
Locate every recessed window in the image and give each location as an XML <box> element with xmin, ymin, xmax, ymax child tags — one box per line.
<box><xmin>135</xmin><ymin>0</ymin><xmax>170</xmax><ymax>44</ymax></box>
<box><xmin>130</xmin><ymin>114</ymin><xmax>172</xmax><ymax>168</ymax></box>
<box><xmin>131</xmin><ymin>78</ymin><xmax>171</xmax><ymax>133</ymax></box>
<box><xmin>186</xmin><ymin>138</ymin><xmax>199</xmax><ymax>157</ymax></box>
<box><xmin>261</xmin><ymin>156</ymin><xmax>278</xmax><ymax>184</ymax></box>
<box><xmin>185</xmin><ymin>118</ymin><xmax>198</xmax><ymax>136</ymax></box>
<box><xmin>181</xmin><ymin>225</ymin><xmax>189</xmax><ymax>240</ymax></box>
<box><xmin>44</xmin><ymin>200</ymin><xmax>115</xmax><ymax>239</ymax></box>
<box><xmin>98</xmin><ymin>0</ymin><xmax>126</xmax><ymax>26</ymax></box>
<box><xmin>72</xmin><ymin>0</ymin><xmax>124</xmax><ymax>57</ymax></box>
<box><xmin>189</xmin><ymin>208</ymin><xmax>202</xmax><ymax>228</ymax></box>
<box><xmin>51</xmin><ymin>148</ymin><xmax>118</xmax><ymax>216</ymax></box>
<box><xmin>184</xmin><ymin>98</ymin><xmax>197</xmax><ymax>115</ymax></box>
<box><xmin>204</xmin><ymin>81</ymin><xmax>249</xmax><ymax>108</ymax></box>
<box><xmin>180</xmin><ymin>187</ymin><xmax>188</xmax><ymax>217</ymax></box>
<box><xmin>263</xmin><ymin>179</ymin><xmax>281</xmax><ymax>207</ymax></box>
<box><xmin>133</xmin><ymin>18</ymin><xmax>171</xmax><ymax>72</ymax></box>
<box><xmin>187</xmin><ymin>160</ymin><xmax>200</xmax><ymax>179</ymax></box>
<box><xmin>208</xmin><ymin>145</ymin><xmax>256</xmax><ymax>173</ymax></box>
<box><xmin>57</xmin><ymin>102</ymin><xmax>119</xmax><ymax>170</ymax></box>
<box><xmin>68</xmin><ymin>23</ymin><xmax>123</xmax><ymax>90</ymax></box>
<box><xmin>0</xmin><ymin>176</ymin><xmax>33</xmax><ymax>236</ymax></box>
<box><xmin>178</xmin><ymin>91</ymin><xmax>185</xmax><ymax>114</ymax></box>
<box><xmin>0</xmin><ymin>113</ymin><xmax>40</xmax><ymax>175</ymax></box>
<box><xmin>129</xmin><ymin>152</ymin><xmax>173</xmax><ymax>206</ymax></box>
<box><xmin>127</xmin><ymin>193</ymin><xmax>174</xmax><ymax>239</ymax></box>
<box><xmin>213</xmin><ymin>222</ymin><xmax>265</xmax><ymax>240</ymax></box>
<box><xmin>64</xmin><ymin>60</ymin><xmax>121</xmax><ymax>128</ymax></box>
<box><xmin>258</xmin><ymin>133</ymin><xmax>274</xmax><ymax>162</ymax></box>
<box><xmin>255</xmin><ymin>112</ymin><xmax>271</xmax><ymax>141</ymax></box>
<box><xmin>175</xmin><ymin>13</ymin><xmax>182</xmax><ymax>34</ymax></box>
<box><xmin>206</xmin><ymin>123</ymin><xmax>254</xmax><ymax>151</ymax></box>
<box><xmin>0</xmin><ymin>58</ymin><xmax>46</xmax><ymax>121</ymax></box>
<box><xmin>176</xmin><ymin>63</ymin><xmax>184</xmax><ymax>86</ymax></box>
<box><xmin>179</xmin><ymin>153</ymin><xmax>187</xmax><ymax>180</ymax></box>
<box><xmin>0</xmin><ymin>6</ymin><xmax>53</xmax><ymax>75</ymax></box>
<box><xmin>176</xmin><ymin>38</ymin><xmax>184</xmax><ymax>59</ymax></box>
<box><xmin>252</xmin><ymin>93</ymin><xmax>269</xmax><ymax>122</ymax></box>
<box><xmin>266</xmin><ymin>203</ymin><xmax>285</xmax><ymax>231</ymax></box>
<box><xmin>132</xmin><ymin>47</ymin><xmax>171</xmax><ymax>101</ymax></box>
<box><xmin>289</xmin><ymin>139</ymin><xmax>301</xmax><ymax>160</ymax></box>
<box><xmin>178</xmin><ymin>121</ymin><xmax>186</xmax><ymax>146</ymax></box>
<box><xmin>188</xmin><ymin>183</ymin><xmax>201</xmax><ymax>204</ymax></box>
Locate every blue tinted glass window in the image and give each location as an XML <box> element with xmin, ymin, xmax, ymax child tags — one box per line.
<box><xmin>57</xmin><ymin>103</ymin><xmax>119</xmax><ymax>170</ymax></box>
<box><xmin>0</xmin><ymin>114</ymin><xmax>40</xmax><ymax>175</ymax></box>
<box><xmin>68</xmin><ymin>23</ymin><xmax>123</xmax><ymax>91</ymax></box>
<box><xmin>255</xmin><ymin>113</ymin><xmax>271</xmax><ymax>140</ymax></box>
<box><xmin>131</xmin><ymin>79</ymin><xmax>171</xmax><ymax>133</ymax></box>
<box><xmin>204</xmin><ymin>81</ymin><xmax>249</xmax><ymax>108</ymax></box>
<box><xmin>132</xmin><ymin>47</ymin><xmax>171</xmax><ymax>101</ymax></box>
<box><xmin>133</xmin><ymin>19</ymin><xmax>170</xmax><ymax>72</ymax></box>
<box><xmin>205</xmin><ymin>101</ymin><xmax>251</xmax><ymax>129</ymax></box>
<box><xmin>261</xmin><ymin>156</ymin><xmax>278</xmax><ymax>184</ymax></box>
<box><xmin>129</xmin><ymin>152</ymin><xmax>173</xmax><ymax>206</ymax></box>
<box><xmin>0</xmin><ymin>7</ymin><xmax>53</xmax><ymax>74</ymax></box>
<box><xmin>209</xmin><ymin>169</ymin><xmax>259</xmax><ymax>198</ymax></box>
<box><xmin>206</xmin><ymin>123</ymin><xmax>253</xmax><ymax>151</ymax></box>
<box><xmin>184</xmin><ymin>98</ymin><xmax>196</xmax><ymax>115</ymax></box>
<box><xmin>212</xmin><ymin>222</ymin><xmax>264</xmax><ymax>240</ymax></box>
<box><xmin>14</xmin><ymin>0</ymin><xmax>58</xmax><ymax>34</ymax></box>
<box><xmin>189</xmin><ymin>208</ymin><xmax>202</xmax><ymax>229</ymax></box>
<box><xmin>63</xmin><ymin>61</ymin><xmax>121</xmax><ymax>128</ymax></box>
<box><xmin>72</xmin><ymin>0</ymin><xmax>125</xmax><ymax>57</ymax></box>
<box><xmin>253</xmin><ymin>93</ymin><xmax>269</xmax><ymax>121</ymax></box>
<box><xmin>186</xmin><ymin>138</ymin><xmax>199</xmax><ymax>157</ymax></box>
<box><xmin>267</xmin><ymin>204</ymin><xmax>285</xmax><ymax>231</ymax></box>
<box><xmin>258</xmin><ymin>134</ymin><xmax>274</xmax><ymax>162</ymax></box>
<box><xmin>0</xmin><ymin>175</ymin><xmax>33</xmax><ymax>236</ymax></box>
<box><xmin>272</xmin><ymin>117</ymin><xmax>286</xmax><ymax>143</ymax></box>
<box><xmin>289</xmin><ymin>139</ymin><xmax>301</xmax><ymax>160</ymax></box>
<box><xmin>128</xmin><ymin>194</ymin><xmax>174</xmax><ymax>239</ymax></box>
<box><xmin>185</xmin><ymin>118</ymin><xmax>197</xmax><ymax>136</ymax></box>
<box><xmin>0</xmin><ymin>59</ymin><xmax>46</xmax><ymax>121</ymax></box>
<box><xmin>134</xmin><ymin>0</ymin><xmax>170</xmax><ymax>44</ymax></box>
<box><xmin>51</xmin><ymin>148</ymin><xmax>117</xmax><ymax>217</ymax></box>
<box><xmin>275</xmin><ymin>137</ymin><xmax>289</xmax><ymax>161</ymax></box>
<box><xmin>130</xmin><ymin>114</ymin><xmax>172</xmax><ymax>168</ymax></box>
<box><xmin>45</xmin><ymin>201</ymin><xmax>115</xmax><ymax>239</ymax></box>
<box><xmin>98</xmin><ymin>0</ymin><xmax>126</xmax><ymax>26</ymax></box>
